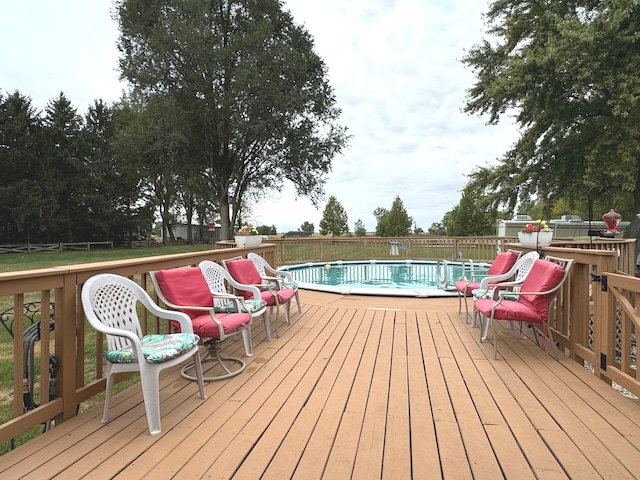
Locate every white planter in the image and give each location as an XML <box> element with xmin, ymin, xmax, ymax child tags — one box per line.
<box><xmin>235</xmin><ymin>235</ymin><xmax>262</xmax><ymax>247</ymax></box>
<box><xmin>518</xmin><ymin>231</ymin><xmax>553</xmax><ymax>247</ymax></box>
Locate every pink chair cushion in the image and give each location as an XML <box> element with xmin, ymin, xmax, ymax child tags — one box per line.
<box><xmin>274</xmin><ymin>288</ymin><xmax>296</xmax><ymax>304</ymax></box>
<box><xmin>226</xmin><ymin>259</ymin><xmax>262</xmax><ymax>285</ymax></box>
<box><xmin>259</xmin><ymin>290</ymin><xmax>277</xmax><ymax>306</ymax></box>
<box><xmin>455</xmin><ymin>280</ymin><xmax>480</xmax><ymax>296</ymax></box>
<box><xmin>487</xmin><ymin>251</ymin><xmax>519</xmax><ymax>275</ymax></box>
<box><xmin>518</xmin><ymin>259</ymin><xmax>565</xmax><ymax>317</ymax></box>
<box><xmin>474</xmin><ymin>297</ymin><xmax>544</xmax><ymax>323</ymax></box>
<box><xmin>474</xmin><ymin>259</ymin><xmax>565</xmax><ymax>324</ymax></box>
<box><xmin>190</xmin><ymin>312</ymin><xmax>250</xmax><ymax>339</ymax></box>
<box><xmin>455</xmin><ymin>252</ymin><xmax>518</xmax><ymax>296</ymax></box>
<box><xmin>154</xmin><ymin>267</ymin><xmax>250</xmax><ymax>338</ymax></box>
<box><xmin>227</xmin><ymin>258</ymin><xmax>296</xmax><ymax>305</ymax></box>
<box><xmin>154</xmin><ymin>268</ymin><xmax>212</xmax><ymax>319</ymax></box>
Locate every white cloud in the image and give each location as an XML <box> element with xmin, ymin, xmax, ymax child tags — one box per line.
<box><xmin>0</xmin><ymin>0</ymin><xmax>520</xmax><ymax>234</ymax></box>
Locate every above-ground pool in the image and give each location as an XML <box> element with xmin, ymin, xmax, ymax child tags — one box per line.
<box><xmin>280</xmin><ymin>260</ymin><xmax>490</xmax><ymax>297</ymax></box>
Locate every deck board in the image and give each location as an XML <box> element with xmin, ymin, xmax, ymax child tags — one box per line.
<box><xmin>2</xmin><ymin>290</ymin><xmax>640</xmax><ymax>479</ymax></box>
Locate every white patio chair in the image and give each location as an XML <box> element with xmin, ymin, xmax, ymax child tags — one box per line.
<box><xmin>247</xmin><ymin>252</ymin><xmax>302</xmax><ymax>316</ymax></box>
<box><xmin>81</xmin><ymin>273</ymin><xmax>206</xmax><ymax>435</ymax></box>
<box><xmin>199</xmin><ymin>259</ymin><xmax>272</xmax><ymax>342</ymax></box>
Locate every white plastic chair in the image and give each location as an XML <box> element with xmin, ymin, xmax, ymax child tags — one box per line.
<box><xmin>81</xmin><ymin>273</ymin><xmax>206</xmax><ymax>435</ymax></box>
<box><xmin>222</xmin><ymin>256</ymin><xmax>296</xmax><ymax>337</ymax></box>
<box><xmin>199</xmin><ymin>260</ymin><xmax>272</xmax><ymax>342</ymax></box>
<box><xmin>247</xmin><ymin>252</ymin><xmax>302</xmax><ymax>316</ymax></box>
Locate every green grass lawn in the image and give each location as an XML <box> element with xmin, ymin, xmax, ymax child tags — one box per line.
<box><xmin>0</xmin><ymin>244</ymin><xmax>218</xmax><ymax>273</ymax></box>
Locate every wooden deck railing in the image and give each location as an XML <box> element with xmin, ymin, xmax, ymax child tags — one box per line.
<box><xmin>0</xmin><ymin>238</ymin><xmax>638</xmax><ymax>450</ymax></box>
<box><xmin>271</xmin><ymin>236</ymin><xmax>637</xmax><ymax>274</ymax></box>
<box><xmin>0</xmin><ymin>244</ymin><xmax>277</xmax><ymax>448</ymax></box>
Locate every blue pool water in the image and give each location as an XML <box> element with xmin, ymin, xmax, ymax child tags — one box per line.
<box><xmin>280</xmin><ymin>260</ymin><xmax>490</xmax><ymax>297</ymax></box>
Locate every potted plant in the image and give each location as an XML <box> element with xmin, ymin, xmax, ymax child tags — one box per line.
<box><xmin>518</xmin><ymin>220</ymin><xmax>553</xmax><ymax>247</ymax></box>
<box><xmin>235</xmin><ymin>225</ymin><xmax>262</xmax><ymax>247</ymax></box>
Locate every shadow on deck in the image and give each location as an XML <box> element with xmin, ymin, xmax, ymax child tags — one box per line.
<box><xmin>2</xmin><ymin>291</ymin><xmax>640</xmax><ymax>479</ymax></box>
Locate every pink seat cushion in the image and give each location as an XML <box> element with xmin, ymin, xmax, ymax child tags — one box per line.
<box><xmin>455</xmin><ymin>252</ymin><xmax>519</xmax><ymax>296</ymax></box>
<box><xmin>226</xmin><ymin>258</ymin><xmax>296</xmax><ymax>305</ymax></box>
<box><xmin>190</xmin><ymin>312</ymin><xmax>250</xmax><ymax>339</ymax></box>
<box><xmin>455</xmin><ymin>280</ymin><xmax>480</xmax><ymax>296</ymax></box>
<box><xmin>274</xmin><ymin>288</ymin><xmax>296</xmax><ymax>304</ymax></box>
<box><xmin>487</xmin><ymin>251</ymin><xmax>519</xmax><ymax>275</ymax></box>
<box><xmin>474</xmin><ymin>259</ymin><xmax>565</xmax><ymax>324</ymax></box>
<box><xmin>154</xmin><ymin>267</ymin><xmax>250</xmax><ymax>338</ymax></box>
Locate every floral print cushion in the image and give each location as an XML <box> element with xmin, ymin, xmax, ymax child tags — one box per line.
<box><xmin>105</xmin><ymin>333</ymin><xmax>200</xmax><ymax>364</ymax></box>
<box><xmin>472</xmin><ymin>288</ymin><xmax>518</xmax><ymax>302</ymax></box>
<box><xmin>214</xmin><ymin>299</ymin><xmax>265</xmax><ymax>314</ymax></box>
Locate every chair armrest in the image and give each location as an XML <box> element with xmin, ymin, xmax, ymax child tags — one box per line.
<box><xmin>139</xmin><ymin>290</ymin><xmax>196</xmax><ymax>334</ymax></box>
<box><xmin>262</xmin><ymin>263</ymin><xmax>295</xmax><ymax>284</ymax></box>
<box><xmin>224</xmin><ymin>277</ymin><xmax>264</xmax><ymax>300</ymax></box>
<box><xmin>261</xmin><ymin>275</ymin><xmax>284</xmax><ymax>289</ymax></box>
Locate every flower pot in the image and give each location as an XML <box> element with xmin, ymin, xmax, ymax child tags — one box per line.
<box><xmin>518</xmin><ymin>231</ymin><xmax>553</xmax><ymax>247</ymax></box>
<box><xmin>235</xmin><ymin>235</ymin><xmax>262</xmax><ymax>247</ymax></box>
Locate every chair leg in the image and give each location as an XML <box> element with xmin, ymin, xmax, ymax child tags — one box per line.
<box><xmin>463</xmin><ymin>296</ymin><xmax>470</xmax><ymax>324</ymax></box>
<box><xmin>102</xmin><ymin>366</ymin><xmax>115</xmax><ymax>424</ymax></box>
<box><xmin>191</xmin><ymin>349</ymin><xmax>207</xmax><ymax>399</ymax></box>
<box><xmin>546</xmin><ymin>325</ymin><xmax>559</xmax><ymax>360</ymax></box>
<box><xmin>480</xmin><ymin>314</ymin><xmax>490</xmax><ymax>341</ymax></box>
<box><xmin>272</xmin><ymin>295</ymin><xmax>281</xmax><ymax>338</ymax></box>
<box><xmin>284</xmin><ymin>303</ymin><xmax>291</xmax><ymax>325</ymax></box>
<box><xmin>242</xmin><ymin>325</ymin><xmax>253</xmax><ymax>357</ymax></box>
<box><xmin>262</xmin><ymin>311</ymin><xmax>272</xmax><ymax>342</ymax></box>
<box><xmin>294</xmin><ymin>291</ymin><xmax>302</xmax><ymax>315</ymax></box>
<box><xmin>139</xmin><ymin>367</ymin><xmax>162</xmax><ymax>435</ymax></box>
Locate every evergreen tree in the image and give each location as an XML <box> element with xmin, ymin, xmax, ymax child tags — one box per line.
<box><xmin>374</xmin><ymin>196</ymin><xmax>413</xmax><ymax>236</ymax></box>
<box><xmin>354</xmin><ymin>219</ymin><xmax>366</xmax><ymax>236</ymax></box>
<box><xmin>319</xmin><ymin>195</ymin><xmax>349</xmax><ymax>236</ymax></box>
<box><xmin>41</xmin><ymin>93</ymin><xmax>85</xmax><ymax>242</ymax></box>
<box><xmin>0</xmin><ymin>90</ymin><xmax>44</xmax><ymax>242</ymax></box>
<box><xmin>300</xmin><ymin>221</ymin><xmax>315</xmax><ymax>233</ymax></box>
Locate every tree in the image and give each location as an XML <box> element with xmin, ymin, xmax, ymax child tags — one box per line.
<box><xmin>443</xmin><ymin>190</ymin><xmax>495</xmax><ymax>236</ymax></box>
<box><xmin>115</xmin><ymin>0</ymin><xmax>349</xmax><ymax>240</ymax></box>
<box><xmin>461</xmin><ymin>0</ymin><xmax>640</xmax><ymax>239</ymax></box>
<box><xmin>354</xmin><ymin>219</ymin><xmax>366</xmax><ymax>236</ymax></box>
<box><xmin>319</xmin><ymin>195</ymin><xmax>348</xmax><ymax>236</ymax></box>
<box><xmin>0</xmin><ymin>90</ymin><xmax>45</xmax><ymax>243</ymax></box>
<box><xmin>300</xmin><ymin>221</ymin><xmax>315</xmax><ymax>233</ymax></box>
<box><xmin>41</xmin><ymin>93</ymin><xmax>86</xmax><ymax>242</ymax></box>
<box><xmin>374</xmin><ymin>196</ymin><xmax>413</xmax><ymax>236</ymax></box>
<box><xmin>428</xmin><ymin>222</ymin><xmax>446</xmax><ymax>235</ymax></box>
<box><xmin>373</xmin><ymin>207</ymin><xmax>389</xmax><ymax>236</ymax></box>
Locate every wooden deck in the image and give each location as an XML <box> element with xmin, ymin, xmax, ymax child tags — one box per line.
<box><xmin>2</xmin><ymin>290</ymin><xmax>640</xmax><ymax>479</ymax></box>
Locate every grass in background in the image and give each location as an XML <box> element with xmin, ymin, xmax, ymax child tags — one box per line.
<box><xmin>0</xmin><ymin>244</ymin><xmax>218</xmax><ymax>273</ymax></box>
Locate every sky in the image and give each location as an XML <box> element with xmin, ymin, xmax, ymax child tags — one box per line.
<box><xmin>1</xmin><ymin>0</ymin><xmax>521</xmax><ymax>233</ymax></box>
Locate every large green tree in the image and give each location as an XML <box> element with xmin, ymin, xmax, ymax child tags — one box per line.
<box><xmin>115</xmin><ymin>0</ymin><xmax>349</xmax><ymax>239</ymax></box>
<box><xmin>0</xmin><ymin>91</ymin><xmax>45</xmax><ymax>242</ymax></box>
<box><xmin>42</xmin><ymin>93</ymin><xmax>87</xmax><ymax>242</ymax></box>
<box><xmin>461</xmin><ymin>0</ymin><xmax>640</xmax><ymax>236</ymax></box>
<box><xmin>319</xmin><ymin>195</ymin><xmax>349</xmax><ymax>237</ymax></box>
<box><xmin>374</xmin><ymin>196</ymin><xmax>413</xmax><ymax>237</ymax></box>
